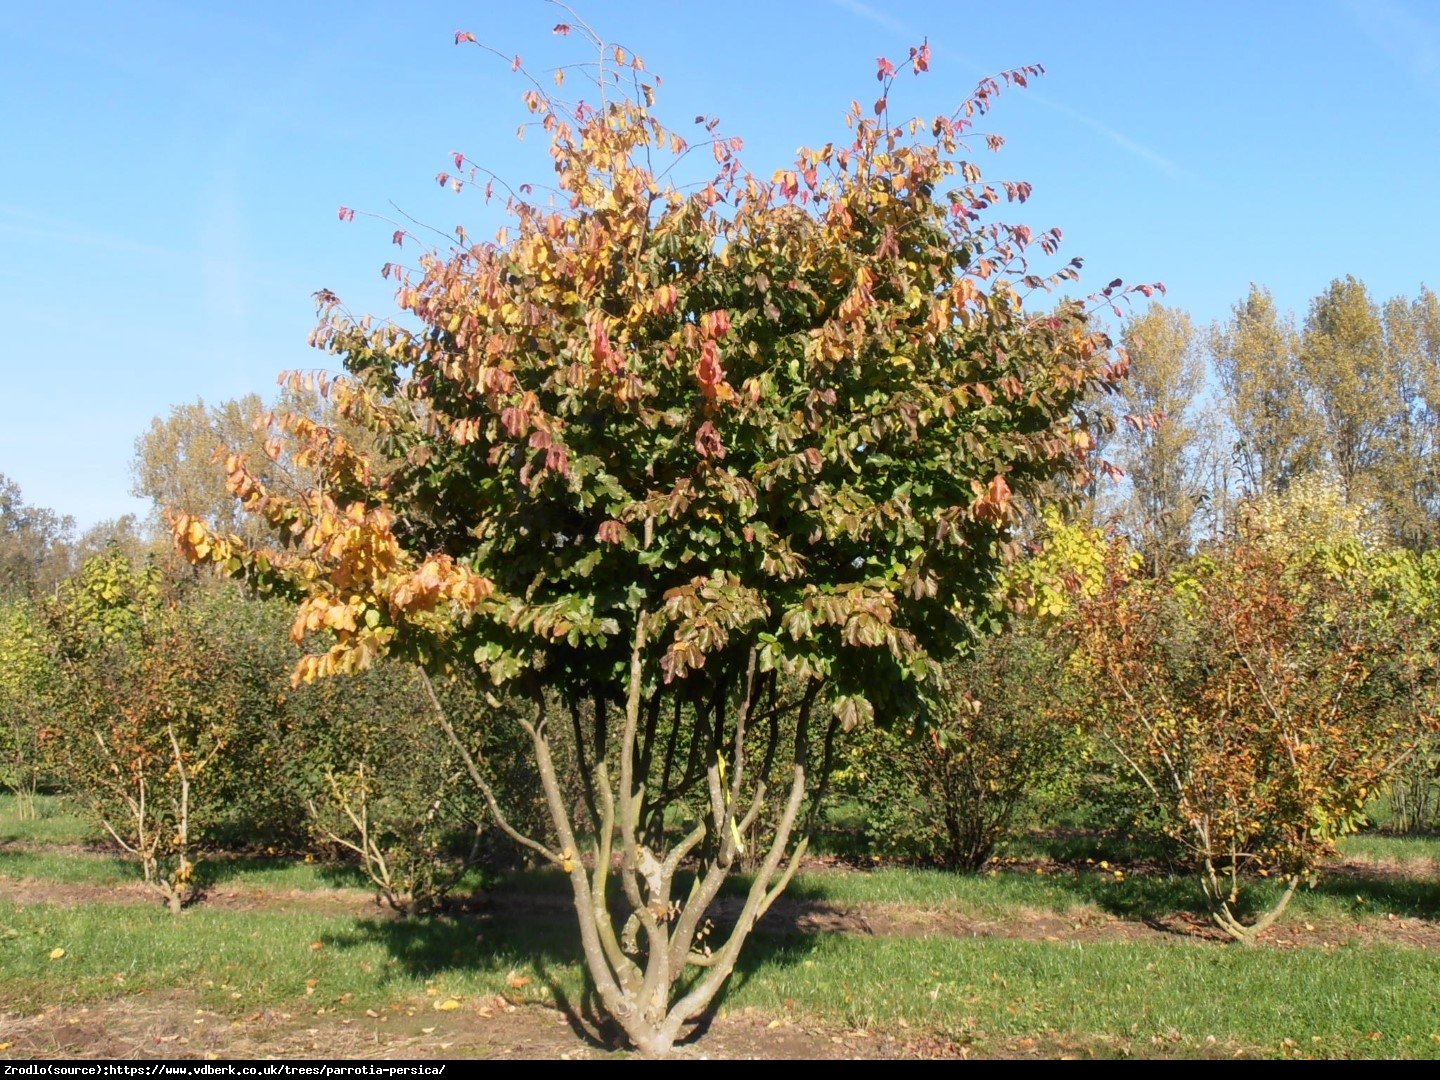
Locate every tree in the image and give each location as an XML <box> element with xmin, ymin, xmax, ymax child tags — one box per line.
<box><xmin>44</xmin><ymin>552</ymin><xmax>254</xmax><ymax>913</ymax></box>
<box><xmin>1297</xmin><ymin>276</ymin><xmax>1394</xmax><ymax>506</ymax></box>
<box><xmin>0</xmin><ymin>599</ymin><xmax>59</xmax><ymax>818</ymax></box>
<box><xmin>1070</xmin><ymin>482</ymin><xmax>1438</xmax><ymax>943</ymax></box>
<box><xmin>1378</xmin><ymin>286</ymin><xmax>1440</xmax><ymax>550</ymax></box>
<box><xmin>0</xmin><ymin>473</ymin><xmax>74</xmax><ymax>599</ymax></box>
<box><xmin>1116</xmin><ymin>304</ymin><xmax>1206</xmax><ymax>570</ymax></box>
<box><xmin>132</xmin><ymin>389</ymin><xmax>377</xmax><ymax>544</ymax></box>
<box><xmin>133</xmin><ymin>397</ymin><xmax>269</xmax><ymax>538</ymax></box>
<box><xmin>175</xmin><ymin>23</ymin><xmax>1143</xmax><ymax>1055</ymax></box>
<box><xmin>290</xmin><ymin>663</ymin><xmax>532</xmax><ymax>913</ymax></box>
<box><xmin>1210</xmin><ymin>285</ymin><xmax>1315</xmax><ymax>498</ymax></box>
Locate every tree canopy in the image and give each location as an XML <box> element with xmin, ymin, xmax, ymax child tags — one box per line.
<box><xmin>175</xmin><ymin>22</ymin><xmax>1150</xmax><ymax>1055</ymax></box>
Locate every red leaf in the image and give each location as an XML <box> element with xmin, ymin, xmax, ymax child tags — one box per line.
<box><xmin>511</xmin><ymin>54</ymin><xmax>522</xmax><ymax>72</ymax></box>
<box><xmin>876</xmin><ymin>56</ymin><xmax>896</xmax><ymax>80</ymax></box>
<box><xmin>391</xmin><ymin>230</ymin><xmax>406</xmax><ymax>246</ymax></box>
<box><xmin>337</xmin><ymin>207</ymin><xmax>355</xmax><ymax>223</ymax></box>
<box><xmin>694</xmin><ymin>421</ymin><xmax>726</xmax><ymax>460</ymax></box>
<box><xmin>452</xmin><ymin>151</ymin><xmax>464</xmax><ymax>171</ymax></box>
<box><xmin>552</xmin><ymin>23</ymin><xmax>571</xmax><ymax>35</ymax></box>
<box><xmin>454</xmin><ymin>30</ymin><xmax>476</xmax><ymax>45</ymax></box>
<box><xmin>696</xmin><ymin>340</ymin><xmax>726</xmax><ymax>400</ymax></box>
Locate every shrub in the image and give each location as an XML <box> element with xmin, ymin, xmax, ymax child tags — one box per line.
<box><xmin>838</xmin><ymin>626</ymin><xmax>1080</xmax><ymax>869</ymax></box>
<box><xmin>1070</xmin><ymin>520</ymin><xmax>1440</xmax><ymax>942</ymax></box>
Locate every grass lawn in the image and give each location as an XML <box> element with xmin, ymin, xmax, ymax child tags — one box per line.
<box><xmin>3</xmin><ymin>795</ymin><xmax>1440</xmax><ymax>1059</ymax></box>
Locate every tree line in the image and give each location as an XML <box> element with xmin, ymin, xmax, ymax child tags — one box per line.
<box><xmin>1109</xmin><ymin>278</ymin><xmax>1440</xmax><ymax>564</ymax></box>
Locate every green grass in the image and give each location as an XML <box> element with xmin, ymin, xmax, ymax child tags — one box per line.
<box><xmin>1337</xmin><ymin>832</ymin><xmax>1440</xmax><ymax>865</ymax></box>
<box><xmin>0</xmin><ymin>848</ymin><xmax>136</xmax><ymax>886</ymax></box>
<box><xmin>491</xmin><ymin>856</ymin><xmax>1440</xmax><ymax>926</ymax></box>
<box><xmin>0</xmin><ymin>897</ymin><xmax>586</xmax><ymax>1017</ymax></box>
<box><xmin>730</xmin><ymin>933</ymin><xmax>1440</xmax><ymax>1058</ymax></box>
<box><xmin>0</xmin><ymin>847</ymin><xmax>382</xmax><ymax>892</ymax></box>
<box><xmin>5</xmin><ymin>804</ymin><xmax>1440</xmax><ymax>1057</ymax></box>
<box><xmin>3</xmin><ymin>897</ymin><xmax>1439</xmax><ymax>1058</ymax></box>
<box><xmin>757</xmin><ymin>860</ymin><xmax>1440</xmax><ymax>925</ymax></box>
<box><xmin>0</xmin><ymin>794</ymin><xmax>100</xmax><ymax>846</ymax></box>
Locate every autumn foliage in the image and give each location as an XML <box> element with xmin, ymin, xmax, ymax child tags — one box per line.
<box><xmin>42</xmin><ymin>553</ymin><xmax>245</xmax><ymax>912</ymax></box>
<box><xmin>1070</xmin><ymin>499</ymin><xmax>1440</xmax><ymax>942</ymax></box>
<box><xmin>174</xmin><ymin>19</ymin><xmax>1147</xmax><ymax>1054</ymax></box>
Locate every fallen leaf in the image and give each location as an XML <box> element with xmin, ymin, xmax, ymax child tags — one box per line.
<box><xmin>506</xmin><ymin>972</ymin><xmax>531</xmax><ymax>990</ymax></box>
<box><xmin>48</xmin><ymin>948</ymin><xmax>65</xmax><ymax>960</ymax></box>
<box><xmin>434</xmin><ymin>999</ymin><xmax>461</xmax><ymax>1012</ymax></box>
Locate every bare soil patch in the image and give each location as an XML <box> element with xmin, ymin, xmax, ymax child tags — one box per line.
<box><xmin>1</xmin><ymin>991</ymin><xmax>992</xmax><ymax>1060</ymax></box>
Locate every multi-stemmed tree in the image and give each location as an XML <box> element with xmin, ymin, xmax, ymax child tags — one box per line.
<box><xmin>175</xmin><ymin>21</ymin><xmax>1145</xmax><ymax>1055</ymax></box>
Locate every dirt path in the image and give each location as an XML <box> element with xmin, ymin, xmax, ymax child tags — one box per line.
<box><xmin>1</xmin><ymin>991</ymin><xmax>993</xmax><ymax>1060</ymax></box>
<box><xmin>4</xmin><ymin>869</ymin><xmax>1440</xmax><ymax>950</ymax></box>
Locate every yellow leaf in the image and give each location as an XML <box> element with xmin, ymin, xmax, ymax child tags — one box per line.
<box><xmin>49</xmin><ymin>947</ymin><xmax>65</xmax><ymax>960</ymax></box>
<box><xmin>435</xmin><ymin>998</ymin><xmax>461</xmax><ymax>1012</ymax></box>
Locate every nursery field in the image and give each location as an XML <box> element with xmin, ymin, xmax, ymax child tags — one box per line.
<box><xmin>10</xmin><ymin>11</ymin><xmax>1440</xmax><ymax>1061</ymax></box>
<box><xmin>3</xmin><ymin>796</ymin><xmax>1440</xmax><ymax>1061</ymax></box>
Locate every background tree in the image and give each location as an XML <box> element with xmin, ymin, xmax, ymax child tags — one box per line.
<box><xmin>1297</xmin><ymin>276</ymin><xmax>1394</xmax><ymax>506</ymax></box>
<box><xmin>175</xmin><ymin>22</ymin><xmax>1145</xmax><ymax>1056</ymax></box>
<box><xmin>289</xmin><ymin>665</ymin><xmax>538</xmax><ymax>913</ymax></box>
<box><xmin>1210</xmin><ymin>285</ymin><xmax>1315</xmax><ymax>498</ymax></box>
<box><xmin>0</xmin><ymin>474</ymin><xmax>74</xmax><ymax>599</ymax></box>
<box><xmin>837</xmin><ymin>625</ymin><xmax>1081</xmax><ymax>870</ymax></box>
<box><xmin>1378</xmin><ymin>285</ymin><xmax>1440</xmax><ymax>549</ymax></box>
<box><xmin>0</xmin><ymin>599</ymin><xmax>59</xmax><ymax>818</ymax></box>
<box><xmin>132</xmin><ymin>388</ymin><xmax>378</xmax><ymax>543</ymax></box>
<box><xmin>132</xmin><ymin>396</ymin><xmax>273</xmax><ymax>539</ymax></box>
<box><xmin>1116</xmin><ymin>304</ymin><xmax>1206</xmax><ymax>571</ymax></box>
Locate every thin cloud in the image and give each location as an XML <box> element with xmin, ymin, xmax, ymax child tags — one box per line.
<box><xmin>1024</xmin><ymin>93</ymin><xmax>1188</xmax><ymax>179</ymax></box>
<box><xmin>827</xmin><ymin>0</ymin><xmax>916</xmax><ymax>40</ymax></box>
<box><xmin>0</xmin><ymin>204</ymin><xmax>184</xmax><ymax>262</ymax></box>
<box><xmin>825</xmin><ymin>0</ymin><xmax>1189</xmax><ymax>179</ymax></box>
<box><xmin>1338</xmin><ymin>0</ymin><xmax>1440</xmax><ymax>95</ymax></box>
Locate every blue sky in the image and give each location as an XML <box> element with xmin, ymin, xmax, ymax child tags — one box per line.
<box><xmin>3</xmin><ymin>0</ymin><xmax>1439</xmax><ymax>528</ymax></box>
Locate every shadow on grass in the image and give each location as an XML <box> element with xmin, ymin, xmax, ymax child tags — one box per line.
<box><xmin>315</xmin><ymin>879</ymin><xmax>827</xmax><ymax>1052</ymax></box>
<box><xmin>1042</xmin><ymin>862</ymin><xmax>1440</xmax><ymax>924</ymax></box>
<box><xmin>1306</xmin><ymin>872</ymin><xmax>1440</xmax><ymax>918</ymax></box>
<box><xmin>189</xmin><ymin>855</ymin><xmax>374</xmax><ymax>891</ymax></box>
